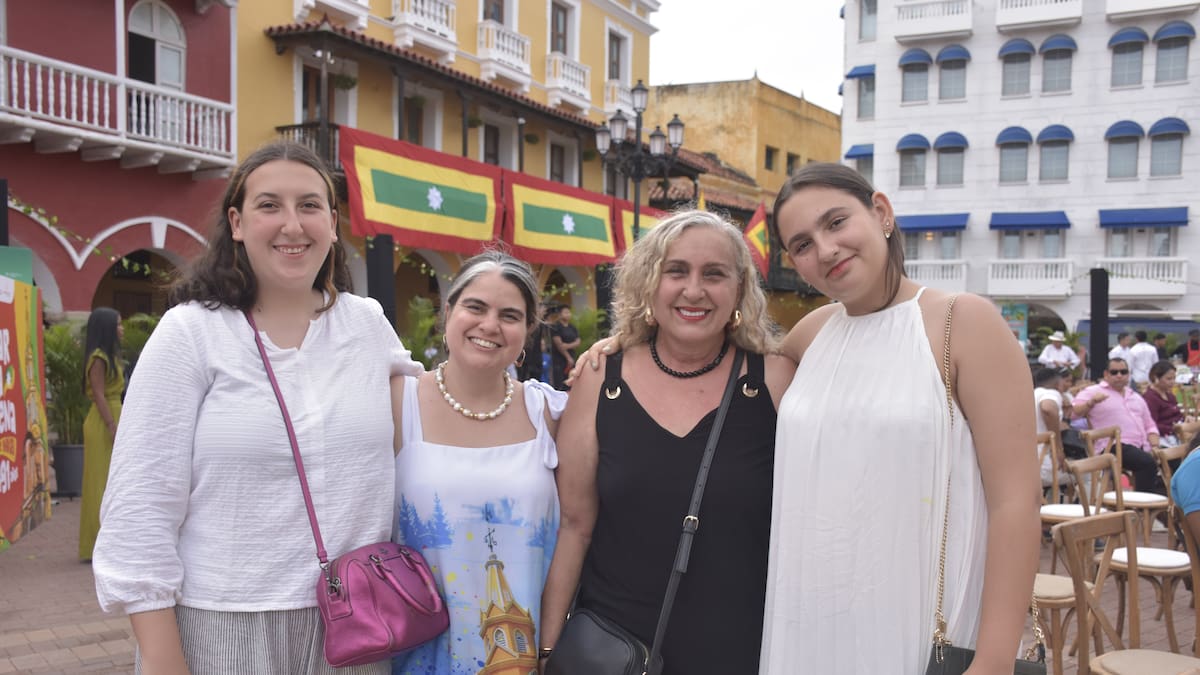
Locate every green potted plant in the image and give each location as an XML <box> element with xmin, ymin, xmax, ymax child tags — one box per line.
<box><xmin>44</xmin><ymin>321</ymin><xmax>88</xmax><ymax>497</ymax></box>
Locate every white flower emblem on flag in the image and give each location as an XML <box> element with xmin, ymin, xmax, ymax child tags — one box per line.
<box><xmin>427</xmin><ymin>186</ymin><xmax>444</xmax><ymax>211</ymax></box>
<box><xmin>562</xmin><ymin>213</ymin><xmax>576</xmax><ymax>234</ymax></box>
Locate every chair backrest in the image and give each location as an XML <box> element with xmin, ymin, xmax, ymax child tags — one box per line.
<box><xmin>1172</xmin><ymin>504</ymin><xmax>1200</xmax><ymax>657</ymax></box>
<box><xmin>1177</xmin><ymin>420</ymin><xmax>1200</xmax><ymax>446</ymax></box>
<box><xmin>1068</xmin><ymin>452</ymin><xmax>1121</xmax><ymax>515</ymax></box>
<box><xmin>1053</xmin><ymin>511</ymin><xmax>1142</xmax><ymax>672</ymax></box>
<box><xmin>1156</xmin><ymin>444</ymin><xmax>1193</xmax><ymax>549</ymax></box>
<box><xmin>1082</xmin><ymin>425</ymin><xmax>1121</xmax><ymax>457</ymax></box>
<box><xmin>1038</xmin><ymin>431</ymin><xmax>1070</xmax><ymax>502</ymax></box>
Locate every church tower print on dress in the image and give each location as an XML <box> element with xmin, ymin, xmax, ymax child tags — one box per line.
<box><xmin>477</xmin><ymin>529</ymin><xmax>538</xmax><ymax>675</ymax></box>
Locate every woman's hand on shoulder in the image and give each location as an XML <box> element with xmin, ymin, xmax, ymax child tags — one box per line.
<box><xmin>781</xmin><ymin>303</ymin><xmax>839</xmax><ymax>364</ymax></box>
<box><xmin>565</xmin><ymin>334</ymin><xmax>623</xmax><ymax>386</ymax></box>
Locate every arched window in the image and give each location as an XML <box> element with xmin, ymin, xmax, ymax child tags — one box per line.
<box><xmin>493</xmin><ymin>628</ymin><xmax>509</xmax><ymax>650</ymax></box>
<box><xmin>1109</xmin><ymin>27</ymin><xmax>1149</xmax><ymax>87</ymax></box>
<box><xmin>998</xmin><ymin>39</ymin><xmax>1034</xmax><ymax>96</ymax></box>
<box><xmin>514</xmin><ymin>630</ymin><xmax>529</xmax><ymax>653</ymax></box>
<box><xmin>1105</xmin><ymin>120</ymin><xmax>1145</xmax><ymax>179</ymax></box>
<box><xmin>128</xmin><ymin>0</ymin><xmax>186</xmax><ymax>90</ymax></box>
<box><xmin>1153</xmin><ymin>21</ymin><xmax>1194</xmax><ymax>83</ymax></box>
<box><xmin>996</xmin><ymin>127</ymin><xmax>1032</xmax><ymax>183</ymax></box>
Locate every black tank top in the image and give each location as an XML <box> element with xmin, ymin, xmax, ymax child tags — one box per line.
<box><xmin>578</xmin><ymin>350</ymin><xmax>777</xmax><ymax>675</ymax></box>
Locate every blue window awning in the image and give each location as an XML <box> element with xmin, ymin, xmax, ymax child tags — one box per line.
<box><xmin>1100</xmin><ymin>207</ymin><xmax>1188</xmax><ymax>228</ymax></box>
<box><xmin>1040</xmin><ymin>34</ymin><xmax>1078</xmax><ymax>52</ymax></box>
<box><xmin>1105</xmin><ymin>120</ymin><xmax>1145</xmax><ymax>139</ymax></box>
<box><xmin>996</xmin><ymin>126</ymin><xmax>1033</xmax><ymax>145</ymax></box>
<box><xmin>989</xmin><ymin>211</ymin><xmax>1071</xmax><ymax>230</ymax></box>
<box><xmin>896</xmin><ymin>134</ymin><xmax>931</xmax><ymax>151</ymax></box>
<box><xmin>1154</xmin><ymin>20</ymin><xmax>1195</xmax><ymax>41</ymax></box>
<box><xmin>899</xmin><ymin>48</ymin><xmax>933</xmax><ymax>66</ymax></box>
<box><xmin>1109</xmin><ymin>27</ymin><xmax>1150</xmax><ymax>47</ymax></box>
<box><xmin>844</xmin><ymin>143</ymin><xmax>874</xmax><ymax>159</ymax></box>
<box><xmin>999</xmin><ymin>38</ymin><xmax>1036</xmax><ymax>57</ymax></box>
<box><xmin>1148</xmin><ymin>117</ymin><xmax>1190</xmax><ymax>137</ymax></box>
<box><xmin>1037</xmin><ymin>125</ymin><xmax>1075</xmax><ymax>143</ymax></box>
<box><xmin>846</xmin><ymin>65</ymin><xmax>876</xmax><ymax>79</ymax></box>
<box><xmin>934</xmin><ymin>132</ymin><xmax>969</xmax><ymax>150</ymax></box>
<box><xmin>896</xmin><ymin>213</ymin><xmax>969</xmax><ymax>232</ymax></box>
<box><xmin>936</xmin><ymin>44</ymin><xmax>971</xmax><ymax>62</ymax></box>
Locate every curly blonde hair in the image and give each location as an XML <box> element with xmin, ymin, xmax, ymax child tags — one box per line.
<box><xmin>610</xmin><ymin>209</ymin><xmax>778</xmax><ymax>353</ymax></box>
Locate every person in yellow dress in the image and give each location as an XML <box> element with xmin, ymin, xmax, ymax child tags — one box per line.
<box><xmin>79</xmin><ymin>307</ymin><xmax>124</xmax><ymax>561</ymax></box>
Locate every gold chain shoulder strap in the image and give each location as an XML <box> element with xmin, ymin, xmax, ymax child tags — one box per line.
<box><xmin>930</xmin><ymin>295</ymin><xmax>1046</xmax><ymax>664</ymax></box>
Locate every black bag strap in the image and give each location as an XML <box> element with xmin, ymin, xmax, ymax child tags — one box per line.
<box><xmin>645</xmin><ymin>348</ymin><xmax>745</xmax><ymax>675</ymax></box>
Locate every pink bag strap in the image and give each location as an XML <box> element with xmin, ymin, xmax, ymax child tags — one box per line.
<box><xmin>245</xmin><ymin>311</ymin><xmax>329</xmax><ymax>567</ymax></box>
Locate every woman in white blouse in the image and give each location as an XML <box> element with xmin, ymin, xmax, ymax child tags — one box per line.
<box><xmin>93</xmin><ymin>142</ymin><xmax>423</xmax><ymax>674</ymax></box>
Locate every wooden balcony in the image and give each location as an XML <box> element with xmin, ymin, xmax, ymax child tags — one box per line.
<box><xmin>0</xmin><ymin>44</ymin><xmax>234</xmax><ymax>178</ymax></box>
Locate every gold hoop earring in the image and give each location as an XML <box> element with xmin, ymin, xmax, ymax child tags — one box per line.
<box><xmin>515</xmin><ymin>349</ymin><xmax>526</xmax><ymax>368</ymax></box>
<box><xmin>729</xmin><ymin>309</ymin><xmax>743</xmax><ymax>330</ymax></box>
<box><xmin>644</xmin><ymin>307</ymin><xmax>656</xmax><ymax>326</ymax></box>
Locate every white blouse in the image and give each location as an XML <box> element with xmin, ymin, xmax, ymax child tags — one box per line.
<box><xmin>93</xmin><ymin>294</ymin><xmax>423</xmax><ymax>614</ymax></box>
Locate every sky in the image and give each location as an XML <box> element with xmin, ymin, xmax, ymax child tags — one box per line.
<box><xmin>649</xmin><ymin>0</ymin><xmax>846</xmax><ymax>114</ymax></box>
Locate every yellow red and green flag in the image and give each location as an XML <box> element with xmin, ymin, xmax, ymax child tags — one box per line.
<box><xmin>613</xmin><ymin>199</ymin><xmax>668</xmax><ymax>254</ymax></box>
<box><xmin>503</xmin><ymin>170</ymin><xmax>617</xmax><ymax>266</ymax></box>
<box><xmin>339</xmin><ymin>127</ymin><xmax>503</xmax><ymax>255</ymax></box>
<box><xmin>743</xmin><ymin>202</ymin><xmax>770</xmax><ymax>278</ymax></box>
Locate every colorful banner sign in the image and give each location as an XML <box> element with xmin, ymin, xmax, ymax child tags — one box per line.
<box><xmin>613</xmin><ymin>200</ymin><xmax>667</xmax><ymax>255</ymax></box>
<box><xmin>339</xmin><ymin>127</ymin><xmax>504</xmax><ymax>255</ymax></box>
<box><xmin>0</xmin><ymin>276</ymin><xmax>49</xmax><ymax>553</ymax></box>
<box><xmin>1001</xmin><ymin>302</ymin><xmax>1029</xmax><ymax>346</ymax></box>
<box><xmin>743</xmin><ymin>203</ymin><xmax>770</xmax><ymax>278</ymax></box>
<box><xmin>503</xmin><ymin>170</ymin><xmax>617</xmax><ymax>266</ymax></box>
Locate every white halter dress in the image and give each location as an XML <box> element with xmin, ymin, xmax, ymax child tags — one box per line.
<box><xmin>759</xmin><ymin>288</ymin><xmax>988</xmax><ymax>674</ymax></box>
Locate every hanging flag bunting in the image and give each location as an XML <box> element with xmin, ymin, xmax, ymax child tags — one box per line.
<box><xmin>613</xmin><ymin>199</ymin><xmax>669</xmax><ymax>254</ymax></box>
<box><xmin>339</xmin><ymin>127</ymin><xmax>503</xmax><ymax>255</ymax></box>
<box><xmin>502</xmin><ymin>170</ymin><xmax>617</xmax><ymax>266</ymax></box>
<box><xmin>743</xmin><ymin>202</ymin><xmax>770</xmax><ymax>278</ymax></box>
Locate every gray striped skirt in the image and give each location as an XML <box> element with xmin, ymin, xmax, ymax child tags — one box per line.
<box><xmin>135</xmin><ymin>606</ymin><xmax>389</xmax><ymax>674</ymax></box>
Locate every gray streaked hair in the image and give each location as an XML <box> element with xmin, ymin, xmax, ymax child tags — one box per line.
<box><xmin>444</xmin><ymin>249</ymin><xmax>541</xmax><ymax>330</ymax></box>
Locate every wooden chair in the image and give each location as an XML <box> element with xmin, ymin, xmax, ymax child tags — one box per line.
<box><xmin>1085</xmin><ymin>425</ymin><xmax>1171</xmax><ymax>545</ymax></box>
<box><xmin>1040</xmin><ymin>434</ymin><xmax>1100</xmax><ymax>573</ymax></box>
<box><xmin>1171</xmin><ymin>504</ymin><xmax>1200</xmax><ymax>658</ymax></box>
<box><xmin>1053</xmin><ymin>511</ymin><xmax>1200</xmax><ymax>673</ymax></box>
<box><xmin>1154</xmin><ymin>443</ymin><xmax>1193</xmax><ymax>550</ymax></box>
<box><xmin>1032</xmin><ymin>571</ymin><xmax>1081</xmax><ymax>675</ymax></box>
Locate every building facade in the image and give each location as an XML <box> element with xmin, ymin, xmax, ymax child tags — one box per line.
<box><xmin>239</xmin><ymin>0</ymin><xmax>666</xmax><ymax>328</ymax></box>
<box><xmin>1</xmin><ymin>0</ymin><xmax>237</xmax><ymax>317</ymax></box>
<box><xmin>840</xmin><ymin>0</ymin><xmax>1198</xmax><ymax>340</ymax></box>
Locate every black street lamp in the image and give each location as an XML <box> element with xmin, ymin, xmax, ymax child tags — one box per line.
<box><xmin>595</xmin><ymin>80</ymin><xmax>684</xmax><ymax>243</ymax></box>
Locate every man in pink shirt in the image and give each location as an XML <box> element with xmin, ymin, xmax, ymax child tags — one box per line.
<box><xmin>1073</xmin><ymin>357</ymin><xmax>1162</xmax><ymax>492</ymax></box>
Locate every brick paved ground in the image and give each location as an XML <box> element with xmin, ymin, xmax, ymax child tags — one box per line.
<box><xmin>1</xmin><ymin>499</ymin><xmax>1196</xmax><ymax>674</ymax></box>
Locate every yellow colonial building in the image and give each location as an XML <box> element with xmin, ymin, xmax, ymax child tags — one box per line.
<box><xmin>234</xmin><ymin>0</ymin><xmax>667</xmax><ymax>331</ymax></box>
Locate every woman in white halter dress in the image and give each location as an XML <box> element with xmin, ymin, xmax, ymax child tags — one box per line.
<box><xmin>760</xmin><ymin>164</ymin><xmax>1041</xmax><ymax>675</ymax></box>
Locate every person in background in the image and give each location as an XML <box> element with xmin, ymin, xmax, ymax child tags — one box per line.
<box><xmin>93</xmin><ymin>142</ymin><xmax>423</xmax><ymax>674</ymax></box>
<box><xmin>1129</xmin><ymin>330</ymin><xmax>1159</xmax><ymax>390</ymax></box>
<box><xmin>1174</xmin><ymin>329</ymin><xmax>1200</xmax><ymax>368</ymax></box>
<box><xmin>1073</xmin><ymin>357</ymin><xmax>1161</xmax><ymax>492</ymax></box>
<box><xmin>549</xmin><ymin>306</ymin><xmax>580</xmax><ymax>391</ymax></box>
<box><xmin>79</xmin><ymin>307</ymin><xmax>124</xmax><ymax>562</ymax></box>
<box><xmin>1143</xmin><ymin>360</ymin><xmax>1184</xmax><ymax>448</ymax></box>
<box><xmin>1155</xmin><ymin>333</ymin><xmax>1169</xmax><ymax>361</ymax></box>
<box><xmin>542</xmin><ymin>210</ymin><xmax>795</xmax><ymax>675</ymax></box>
<box><xmin>1038</xmin><ymin>331</ymin><xmax>1079</xmax><ymax>371</ymax></box>
<box><xmin>391</xmin><ymin>250</ymin><xmax>565</xmax><ymax>675</ymax></box>
<box><xmin>1109</xmin><ymin>332</ymin><xmax>1134</xmax><ymax>365</ymax></box>
<box><xmin>1034</xmin><ymin>367</ymin><xmax>1065</xmax><ymax>486</ymax></box>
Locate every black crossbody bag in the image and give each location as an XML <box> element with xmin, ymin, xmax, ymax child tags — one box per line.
<box><xmin>546</xmin><ymin>349</ymin><xmax>745</xmax><ymax>675</ymax></box>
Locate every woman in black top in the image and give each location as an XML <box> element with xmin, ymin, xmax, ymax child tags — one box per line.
<box><xmin>540</xmin><ymin>210</ymin><xmax>796</xmax><ymax>674</ymax></box>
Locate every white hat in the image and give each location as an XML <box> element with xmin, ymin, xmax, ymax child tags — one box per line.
<box><xmin>1049</xmin><ymin>331</ymin><xmax>1066</xmax><ymax>342</ymax></box>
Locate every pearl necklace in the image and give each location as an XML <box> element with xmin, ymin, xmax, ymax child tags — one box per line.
<box><xmin>435</xmin><ymin>361</ymin><xmax>515</xmax><ymax>421</ymax></box>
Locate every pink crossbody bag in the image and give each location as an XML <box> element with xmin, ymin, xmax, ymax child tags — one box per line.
<box><xmin>246</xmin><ymin>311</ymin><xmax>449</xmax><ymax>667</ymax></box>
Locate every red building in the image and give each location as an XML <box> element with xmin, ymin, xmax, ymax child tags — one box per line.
<box><xmin>1</xmin><ymin>0</ymin><xmax>236</xmax><ymax>316</ymax></box>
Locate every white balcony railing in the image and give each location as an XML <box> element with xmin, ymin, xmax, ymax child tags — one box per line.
<box><xmin>904</xmin><ymin>260</ymin><xmax>968</xmax><ymax>292</ymax></box>
<box><xmin>987</xmin><ymin>259</ymin><xmax>1075</xmax><ymax>297</ymax></box>
<box><xmin>546</xmin><ymin>53</ymin><xmax>590</xmax><ymax>110</ymax></box>
<box><xmin>297</xmin><ymin>0</ymin><xmax>370</xmax><ymax>30</ymax></box>
<box><xmin>392</xmin><ymin>0</ymin><xmax>457</xmax><ymax>62</ymax></box>
<box><xmin>477</xmin><ymin>20</ymin><xmax>531</xmax><ymax>90</ymax></box>
<box><xmin>894</xmin><ymin>0</ymin><xmax>973</xmax><ymax>42</ymax></box>
<box><xmin>1096</xmin><ymin>257</ymin><xmax>1188</xmax><ymax>297</ymax></box>
<box><xmin>1106</xmin><ymin>0</ymin><xmax>1200</xmax><ymax>19</ymax></box>
<box><xmin>996</xmin><ymin>0</ymin><xmax>1083</xmax><ymax>31</ymax></box>
<box><xmin>0</xmin><ymin>44</ymin><xmax>234</xmax><ymax>168</ymax></box>
<box><xmin>604</xmin><ymin>79</ymin><xmax>632</xmax><ymax>116</ymax></box>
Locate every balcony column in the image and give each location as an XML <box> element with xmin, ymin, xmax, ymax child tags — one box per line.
<box><xmin>573</xmin><ymin>130</ymin><xmax>583</xmax><ymax>188</ymax></box>
<box><xmin>517</xmin><ymin>117</ymin><xmax>526</xmax><ymax>172</ymax></box>
<box><xmin>457</xmin><ymin>89</ymin><xmax>470</xmax><ymax>158</ymax></box>
<box><xmin>395</xmin><ymin>69</ymin><xmax>407</xmax><ymax>141</ymax></box>
<box><xmin>367</xmin><ymin>235</ymin><xmax>397</xmax><ymax>327</ymax></box>
<box><xmin>318</xmin><ymin>36</ymin><xmax>332</xmax><ymax>161</ymax></box>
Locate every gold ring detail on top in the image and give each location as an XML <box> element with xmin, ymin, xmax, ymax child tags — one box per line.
<box><xmin>605</xmin><ymin>386</ymin><xmax>622</xmax><ymax>399</ymax></box>
<box><xmin>435</xmin><ymin>361</ymin><xmax>515</xmax><ymax>420</ymax></box>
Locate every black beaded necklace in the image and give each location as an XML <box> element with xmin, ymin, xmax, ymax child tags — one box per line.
<box><xmin>649</xmin><ymin>333</ymin><xmax>731</xmax><ymax>379</ymax></box>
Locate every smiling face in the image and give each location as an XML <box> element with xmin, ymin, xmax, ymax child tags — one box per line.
<box><xmin>776</xmin><ymin>185</ymin><xmax>894</xmax><ymax>314</ymax></box>
<box><xmin>651</xmin><ymin>226</ymin><xmax>739</xmax><ymax>346</ymax></box>
<box><xmin>444</xmin><ymin>269</ymin><xmax>529</xmax><ymax>371</ymax></box>
<box><xmin>228</xmin><ymin>159</ymin><xmax>337</xmax><ymax>299</ymax></box>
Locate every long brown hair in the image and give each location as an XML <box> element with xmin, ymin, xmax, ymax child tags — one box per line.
<box><xmin>771</xmin><ymin>162</ymin><xmax>906</xmax><ymax>310</ymax></box>
<box><xmin>169</xmin><ymin>142</ymin><xmax>350</xmax><ymax>312</ymax></box>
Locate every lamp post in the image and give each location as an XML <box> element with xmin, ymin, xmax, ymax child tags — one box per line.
<box><xmin>595</xmin><ymin>80</ymin><xmax>685</xmax><ymax>242</ymax></box>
